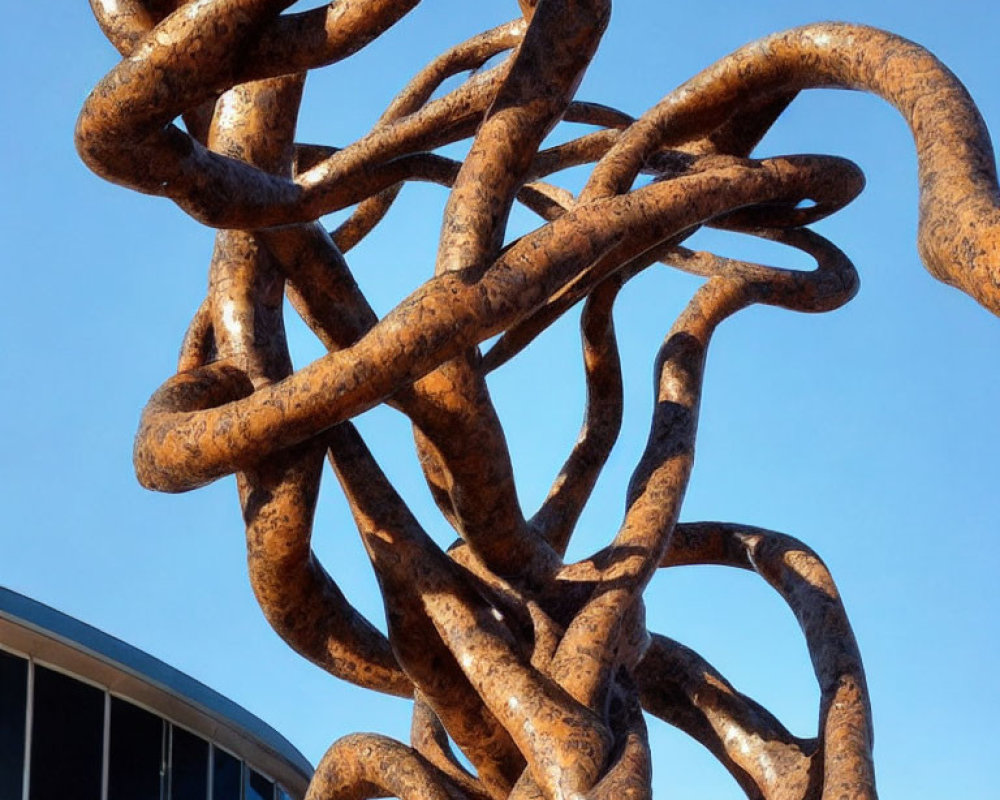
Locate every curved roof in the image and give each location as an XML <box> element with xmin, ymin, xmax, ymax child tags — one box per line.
<box><xmin>0</xmin><ymin>586</ymin><xmax>313</xmax><ymax>795</ymax></box>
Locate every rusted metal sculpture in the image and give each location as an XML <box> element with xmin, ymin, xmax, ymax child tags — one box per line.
<box><xmin>77</xmin><ymin>2</ymin><xmax>1000</xmax><ymax>799</ymax></box>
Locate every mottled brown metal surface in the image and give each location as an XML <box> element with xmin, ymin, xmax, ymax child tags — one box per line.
<box><xmin>78</xmin><ymin>3</ymin><xmax>1000</xmax><ymax>799</ymax></box>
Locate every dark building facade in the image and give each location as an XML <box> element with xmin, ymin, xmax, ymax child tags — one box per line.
<box><xmin>0</xmin><ymin>587</ymin><xmax>313</xmax><ymax>800</ymax></box>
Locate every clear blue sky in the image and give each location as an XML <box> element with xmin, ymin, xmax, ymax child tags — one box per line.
<box><xmin>1</xmin><ymin>2</ymin><xmax>998</xmax><ymax>797</ymax></box>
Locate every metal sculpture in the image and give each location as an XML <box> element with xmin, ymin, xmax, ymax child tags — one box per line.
<box><xmin>77</xmin><ymin>2</ymin><xmax>1000</xmax><ymax>798</ymax></box>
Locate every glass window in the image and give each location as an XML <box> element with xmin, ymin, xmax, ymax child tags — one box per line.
<box><xmin>275</xmin><ymin>787</ymin><xmax>292</xmax><ymax>800</ymax></box>
<box><xmin>212</xmin><ymin>746</ymin><xmax>241</xmax><ymax>800</ymax></box>
<box><xmin>29</xmin><ymin>665</ymin><xmax>104</xmax><ymax>800</ymax></box>
<box><xmin>108</xmin><ymin>696</ymin><xmax>164</xmax><ymax>800</ymax></box>
<box><xmin>170</xmin><ymin>726</ymin><xmax>208</xmax><ymax>800</ymax></box>
<box><xmin>246</xmin><ymin>766</ymin><xmax>274</xmax><ymax>800</ymax></box>
<box><xmin>0</xmin><ymin>650</ymin><xmax>27</xmax><ymax>800</ymax></box>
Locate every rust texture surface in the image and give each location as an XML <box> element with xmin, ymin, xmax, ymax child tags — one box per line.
<box><xmin>78</xmin><ymin>3</ymin><xmax>1000</xmax><ymax>799</ymax></box>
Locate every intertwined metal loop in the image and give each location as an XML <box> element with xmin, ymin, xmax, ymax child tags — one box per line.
<box><xmin>79</xmin><ymin>2</ymin><xmax>1000</xmax><ymax>798</ymax></box>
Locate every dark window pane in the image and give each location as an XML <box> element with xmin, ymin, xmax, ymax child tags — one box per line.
<box><xmin>171</xmin><ymin>726</ymin><xmax>208</xmax><ymax>800</ymax></box>
<box><xmin>275</xmin><ymin>787</ymin><xmax>292</xmax><ymax>800</ymax></box>
<box><xmin>108</xmin><ymin>696</ymin><xmax>163</xmax><ymax>800</ymax></box>
<box><xmin>212</xmin><ymin>747</ymin><xmax>241</xmax><ymax>800</ymax></box>
<box><xmin>246</xmin><ymin>767</ymin><xmax>273</xmax><ymax>800</ymax></box>
<box><xmin>0</xmin><ymin>651</ymin><xmax>27</xmax><ymax>800</ymax></box>
<box><xmin>29</xmin><ymin>666</ymin><xmax>104</xmax><ymax>800</ymax></box>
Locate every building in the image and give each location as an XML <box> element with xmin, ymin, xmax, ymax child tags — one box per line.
<box><xmin>0</xmin><ymin>587</ymin><xmax>313</xmax><ymax>800</ymax></box>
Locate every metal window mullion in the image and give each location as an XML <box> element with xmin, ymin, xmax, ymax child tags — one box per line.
<box><xmin>207</xmin><ymin>743</ymin><xmax>214</xmax><ymax>800</ymax></box>
<box><xmin>21</xmin><ymin>659</ymin><xmax>34</xmax><ymax>800</ymax></box>
<box><xmin>166</xmin><ymin>724</ymin><xmax>173</xmax><ymax>800</ymax></box>
<box><xmin>101</xmin><ymin>691</ymin><xmax>111</xmax><ymax>800</ymax></box>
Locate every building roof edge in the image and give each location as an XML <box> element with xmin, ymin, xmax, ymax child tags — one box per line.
<box><xmin>0</xmin><ymin>585</ymin><xmax>314</xmax><ymax>781</ymax></box>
